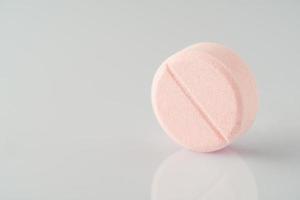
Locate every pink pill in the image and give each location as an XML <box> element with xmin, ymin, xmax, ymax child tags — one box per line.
<box><xmin>152</xmin><ymin>43</ymin><xmax>258</xmax><ymax>152</ymax></box>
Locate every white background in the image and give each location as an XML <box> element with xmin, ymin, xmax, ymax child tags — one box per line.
<box><xmin>1</xmin><ymin>1</ymin><xmax>300</xmax><ymax>199</ymax></box>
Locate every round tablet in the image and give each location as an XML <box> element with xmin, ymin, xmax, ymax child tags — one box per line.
<box><xmin>151</xmin><ymin>43</ymin><xmax>258</xmax><ymax>152</ymax></box>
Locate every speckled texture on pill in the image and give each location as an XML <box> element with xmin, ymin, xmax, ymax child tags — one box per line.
<box><xmin>152</xmin><ymin>43</ymin><xmax>258</xmax><ymax>152</ymax></box>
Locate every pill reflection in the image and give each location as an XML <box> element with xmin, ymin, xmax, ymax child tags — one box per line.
<box><xmin>152</xmin><ymin>149</ymin><xmax>258</xmax><ymax>200</ymax></box>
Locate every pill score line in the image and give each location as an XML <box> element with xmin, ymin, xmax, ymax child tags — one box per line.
<box><xmin>166</xmin><ymin>64</ymin><xmax>229</xmax><ymax>143</ymax></box>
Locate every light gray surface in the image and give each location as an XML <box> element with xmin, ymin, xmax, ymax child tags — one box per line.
<box><xmin>1</xmin><ymin>1</ymin><xmax>300</xmax><ymax>199</ymax></box>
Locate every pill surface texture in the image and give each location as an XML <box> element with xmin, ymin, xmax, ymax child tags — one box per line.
<box><xmin>152</xmin><ymin>43</ymin><xmax>258</xmax><ymax>152</ymax></box>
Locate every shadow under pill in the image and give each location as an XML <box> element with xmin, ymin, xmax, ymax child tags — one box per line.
<box><xmin>151</xmin><ymin>148</ymin><xmax>258</xmax><ymax>200</ymax></box>
<box><xmin>231</xmin><ymin>130</ymin><xmax>300</xmax><ymax>163</ymax></box>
